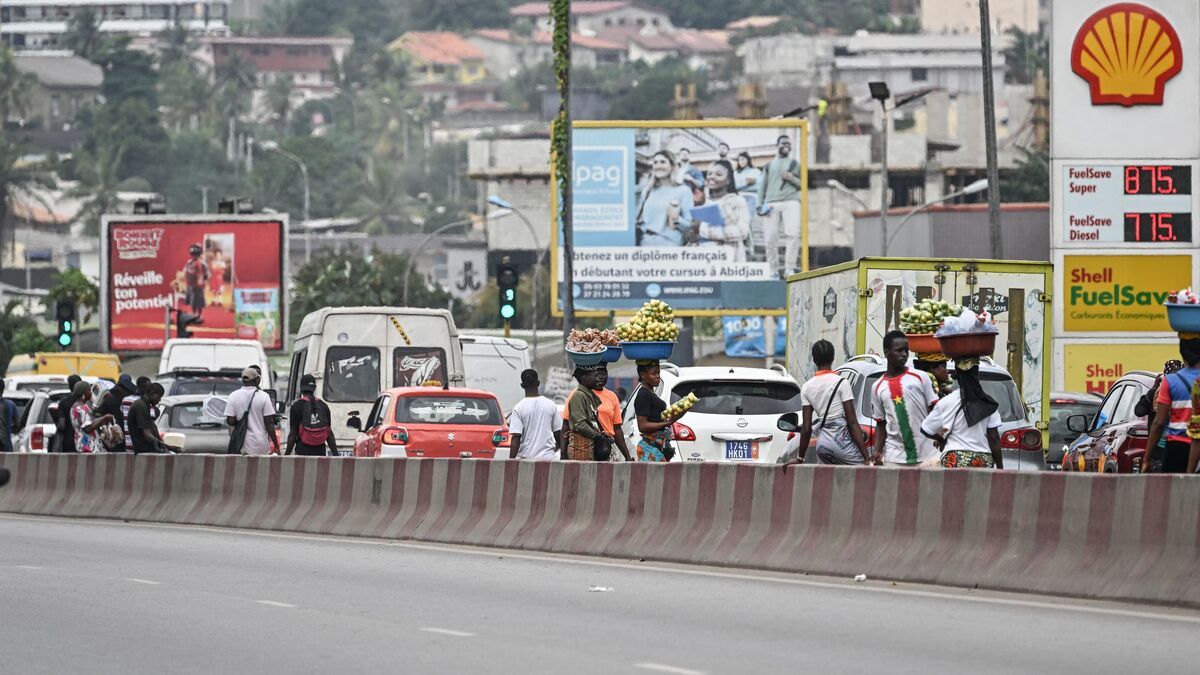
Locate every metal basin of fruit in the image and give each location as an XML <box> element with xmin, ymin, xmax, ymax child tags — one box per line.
<box><xmin>621</xmin><ymin>341</ymin><xmax>675</xmax><ymax>361</ymax></box>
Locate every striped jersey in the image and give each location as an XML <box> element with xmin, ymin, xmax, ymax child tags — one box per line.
<box><xmin>1155</xmin><ymin>367</ymin><xmax>1200</xmax><ymax>443</ymax></box>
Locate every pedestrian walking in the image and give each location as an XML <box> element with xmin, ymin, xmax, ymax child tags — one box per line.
<box><xmin>871</xmin><ymin>330</ymin><xmax>940</xmax><ymax>466</ymax></box>
<box><xmin>508</xmin><ymin>369</ymin><xmax>561</xmax><ymax>460</ymax></box>
<box><xmin>562</xmin><ymin>365</ymin><xmax>612</xmax><ymax>461</ymax></box>
<box><xmin>0</xmin><ymin>380</ymin><xmax>18</xmax><ymax>453</ymax></box>
<box><xmin>55</xmin><ymin>374</ymin><xmax>83</xmax><ymax>452</ymax></box>
<box><xmin>632</xmin><ymin>360</ymin><xmax>683</xmax><ymax>462</ymax></box>
<box><xmin>70</xmin><ymin>381</ymin><xmax>115</xmax><ymax>454</ymax></box>
<box><xmin>286</xmin><ymin>374</ymin><xmax>338</xmax><ymax>457</ymax></box>
<box><xmin>128</xmin><ymin>384</ymin><xmax>169</xmax><ymax>454</ymax></box>
<box><xmin>224</xmin><ymin>367</ymin><xmax>279</xmax><ymax>455</ymax></box>
<box><xmin>1145</xmin><ymin>338</ymin><xmax>1200</xmax><ymax>473</ymax></box>
<box><xmin>795</xmin><ymin>341</ymin><xmax>870</xmax><ymax>465</ymax></box>
<box><xmin>756</xmin><ymin>134</ymin><xmax>803</xmax><ymax>278</ymax></box>
<box><xmin>921</xmin><ymin>359</ymin><xmax>1004</xmax><ymax>469</ymax></box>
<box><xmin>560</xmin><ymin>364</ymin><xmax>632</xmax><ymax>461</ymax></box>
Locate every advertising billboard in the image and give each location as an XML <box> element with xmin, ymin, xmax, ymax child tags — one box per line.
<box><xmin>552</xmin><ymin>120</ymin><xmax>808</xmax><ymax>316</ymax></box>
<box><xmin>1061</xmin><ymin>253</ymin><xmax>1190</xmax><ymax>332</ymax></box>
<box><xmin>1062</xmin><ymin>342</ymin><xmax>1178</xmax><ymax>394</ymax></box>
<box><xmin>101</xmin><ymin>215</ymin><xmax>288</xmax><ymax>353</ymax></box>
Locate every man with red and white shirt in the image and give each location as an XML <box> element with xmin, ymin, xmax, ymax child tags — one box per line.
<box><xmin>871</xmin><ymin>331</ymin><xmax>939</xmax><ymax>466</ymax></box>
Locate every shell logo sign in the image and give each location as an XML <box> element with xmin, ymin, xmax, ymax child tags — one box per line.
<box><xmin>1071</xmin><ymin>2</ymin><xmax>1183</xmax><ymax>106</ymax></box>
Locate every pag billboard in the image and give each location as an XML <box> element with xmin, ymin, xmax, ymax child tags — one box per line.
<box><xmin>552</xmin><ymin>120</ymin><xmax>808</xmax><ymax>316</ymax></box>
<box><xmin>101</xmin><ymin>215</ymin><xmax>288</xmax><ymax>353</ymax></box>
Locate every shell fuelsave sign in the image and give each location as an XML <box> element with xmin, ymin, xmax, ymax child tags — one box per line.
<box><xmin>1072</xmin><ymin>2</ymin><xmax>1183</xmax><ymax>106</ymax></box>
<box><xmin>1063</xmin><ymin>254</ymin><xmax>1190</xmax><ymax>331</ymax></box>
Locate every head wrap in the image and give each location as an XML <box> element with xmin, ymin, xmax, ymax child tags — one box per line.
<box><xmin>572</xmin><ymin>363</ymin><xmax>603</xmax><ymax>379</ymax></box>
<box><xmin>1164</xmin><ymin>359</ymin><xmax>1185</xmax><ymax>375</ymax></box>
<box><xmin>954</xmin><ymin>360</ymin><xmax>999</xmax><ymax>426</ymax></box>
<box><xmin>635</xmin><ymin>360</ymin><xmax>660</xmax><ymax>367</ymax></box>
<box><xmin>72</xmin><ymin>381</ymin><xmax>90</xmax><ymax>399</ymax></box>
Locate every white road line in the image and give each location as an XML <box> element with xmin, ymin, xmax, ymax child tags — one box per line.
<box><xmin>6</xmin><ymin>513</ymin><xmax>1200</xmax><ymax>625</ymax></box>
<box><xmin>256</xmin><ymin>600</ymin><xmax>297</xmax><ymax>608</ymax></box>
<box><xmin>635</xmin><ymin>663</ymin><xmax>705</xmax><ymax>675</ymax></box>
<box><xmin>419</xmin><ymin>628</ymin><xmax>475</xmax><ymax>637</ymax></box>
<box><xmin>14</xmin><ymin>565</ymin><xmax>43</xmax><ymax>570</ymax></box>
<box><xmin>125</xmin><ymin>578</ymin><xmax>162</xmax><ymax>585</ymax></box>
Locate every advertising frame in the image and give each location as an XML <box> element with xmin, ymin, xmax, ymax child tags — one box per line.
<box><xmin>550</xmin><ymin>118</ymin><xmax>809</xmax><ymax>318</ymax></box>
<box><xmin>99</xmin><ymin>214</ymin><xmax>290</xmax><ymax>355</ymax></box>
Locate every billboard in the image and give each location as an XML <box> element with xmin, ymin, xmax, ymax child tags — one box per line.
<box><xmin>552</xmin><ymin>120</ymin><xmax>808</xmax><ymax>316</ymax></box>
<box><xmin>101</xmin><ymin>215</ymin><xmax>288</xmax><ymax>353</ymax></box>
<box><xmin>1062</xmin><ymin>342</ymin><xmax>1178</xmax><ymax>394</ymax></box>
<box><xmin>1061</xmin><ymin>253</ymin><xmax>1190</xmax><ymax>332</ymax></box>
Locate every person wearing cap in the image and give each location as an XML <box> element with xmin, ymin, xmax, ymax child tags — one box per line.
<box><xmin>70</xmin><ymin>381</ymin><xmax>115</xmax><ymax>454</ymax></box>
<box><xmin>128</xmin><ymin>383</ymin><xmax>168</xmax><ymax>454</ymax></box>
<box><xmin>509</xmin><ymin>369</ymin><xmax>561</xmax><ymax>461</ymax></box>
<box><xmin>286</xmin><ymin>374</ymin><xmax>338</xmax><ymax>457</ymax></box>
<box><xmin>224</xmin><ymin>366</ymin><xmax>279</xmax><ymax>455</ymax></box>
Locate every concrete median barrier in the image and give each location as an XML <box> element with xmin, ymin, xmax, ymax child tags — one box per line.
<box><xmin>1</xmin><ymin>454</ymin><xmax>1197</xmax><ymax>607</ymax></box>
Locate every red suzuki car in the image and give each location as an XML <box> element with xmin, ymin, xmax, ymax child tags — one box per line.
<box><xmin>349</xmin><ymin>387</ymin><xmax>509</xmax><ymax>459</ymax></box>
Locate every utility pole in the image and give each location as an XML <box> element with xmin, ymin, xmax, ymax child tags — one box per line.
<box><xmin>979</xmin><ymin>0</ymin><xmax>1003</xmax><ymax>259</ymax></box>
<box><xmin>553</xmin><ymin>0</ymin><xmax>575</xmax><ymax>343</ymax></box>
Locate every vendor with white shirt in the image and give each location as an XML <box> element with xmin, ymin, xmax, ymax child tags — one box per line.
<box><xmin>508</xmin><ymin>369</ymin><xmax>562</xmax><ymax>460</ymax></box>
<box><xmin>919</xmin><ymin>359</ymin><xmax>1004</xmax><ymax>469</ymax></box>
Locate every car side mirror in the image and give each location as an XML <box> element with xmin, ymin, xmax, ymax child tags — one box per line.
<box><xmin>347</xmin><ymin>413</ymin><xmax>362</xmax><ymax>431</ymax></box>
<box><xmin>777</xmin><ymin>411</ymin><xmax>800</xmax><ymax>433</ymax></box>
<box><xmin>1066</xmin><ymin>414</ymin><xmax>1091</xmax><ymax>434</ymax></box>
<box><xmin>275</xmin><ymin>401</ymin><xmax>286</xmax><ymax>414</ymax></box>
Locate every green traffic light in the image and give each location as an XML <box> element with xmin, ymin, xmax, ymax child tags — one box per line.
<box><xmin>500</xmin><ymin>304</ymin><xmax>516</xmax><ymax>320</ymax></box>
<box><xmin>58</xmin><ymin>333</ymin><xmax>72</xmax><ymax>347</ymax></box>
<box><xmin>62</xmin><ymin>320</ymin><xmax>72</xmax><ymax>332</ymax></box>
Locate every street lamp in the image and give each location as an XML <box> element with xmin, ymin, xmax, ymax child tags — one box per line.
<box><xmin>401</xmin><ymin>216</ymin><xmax>491</xmax><ymax>307</ymax></box>
<box><xmin>868</xmin><ymin>81</ymin><xmax>891</xmax><ymax>255</ymax></box>
<box><xmin>885</xmin><ymin>178</ymin><xmax>989</xmax><ymax>253</ymax></box>
<box><xmin>259</xmin><ymin>140</ymin><xmax>312</xmax><ymax>263</ymax></box>
<box><xmin>825</xmin><ymin>179</ymin><xmax>871</xmax><ymax>211</ymax></box>
<box><xmin>487</xmin><ymin>195</ymin><xmax>544</xmax><ymax>355</ymax></box>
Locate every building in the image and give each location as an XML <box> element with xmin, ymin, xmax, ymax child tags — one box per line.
<box><xmin>0</xmin><ymin>0</ymin><xmax>231</xmax><ymax>50</ymax></box>
<box><xmin>194</xmin><ymin>35</ymin><xmax>353</xmax><ymax>106</ymax></box>
<box><xmin>12</xmin><ymin>51</ymin><xmax>102</xmax><ymax>152</ymax></box>
<box><xmin>468</xmin><ymin>29</ymin><xmax>624</xmax><ymax>77</ymax></box>
<box><xmin>852</xmin><ymin>203</ymin><xmax>1049</xmax><ymax>261</ymax></box>
<box><xmin>389</xmin><ymin>31</ymin><xmax>500</xmax><ymax>112</ymax></box>
<box><xmin>599</xmin><ymin>26</ymin><xmax>731</xmax><ymax>70</ymax></box>
<box><xmin>509</xmin><ymin>0</ymin><xmax>673</xmax><ymax>35</ymax></box>
<box><xmin>920</xmin><ymin>0</ymin><xmax>1039</xmax><ymax>35</ymax></box>
<box><xmin>725</xmin><ymin>16</ymin><xmax>783</xmax><ymax>31</ymax></box>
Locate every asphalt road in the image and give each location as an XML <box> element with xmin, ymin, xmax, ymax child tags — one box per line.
<box><xmin>1</xmin><ymin>515</ymin><xmax>1198</xmax><ymax>675</ymax></box>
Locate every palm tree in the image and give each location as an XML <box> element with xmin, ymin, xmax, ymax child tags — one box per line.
<box><xmin>0</xmin><ymin>47</ymin><xmax>35</xmax><ymax>123</ymax></box>
<box><xmin>0</xmin><ymin>299</ymin><xmax>53</xmax><ymax>376</ymax></box>
<box><xmin>265</xmin><ymin>76</ymin><xmax>292</xmax><ymax>131</ymax></box>
<box><xmin>160</xmin><ymin>61</ymin><xmax>212</xmax><ymax>131</ymax></box>
<box><xmin>157</xmin><ymin>23</ymin><xmax>193</xmax><ymax>69</ymax></box>
<box><xmin>349</xmin><ymin>163</ymin><xmax>415</xmax><ymax>234</ymax></box>
<box><xmin>67</xmin><ymin>141</ymin><xmax>126</xmax><ymax>236</ymax></box>
<box><xmin>214</xmin><ymin>51</ymin><xmax>258</xmax><ymax>121</ymax></box>
<box><xmin>62</xmin><ymin>8</ymin><xmax>105</xmax><ymax>61</ymax></box>
<box><xmin>0</xmin><ymin>141</ymin><xmax>54</xmax><ymax>258</ymax></box>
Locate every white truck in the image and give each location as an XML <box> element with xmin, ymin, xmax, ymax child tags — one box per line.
<box><xmin>159</xmin><ymin>338</ymin><xmax>272</xmax><ymax>388</ymax></box>
<box><xmin>786</xmin><ymin>257</ymin><xmax>1054</xmax><ymax>435</ymax></box>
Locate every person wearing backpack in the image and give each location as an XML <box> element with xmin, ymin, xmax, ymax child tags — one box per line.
<box><xmin>286</xmin><ymin>374</ymin><xmax>338</xmax><ymax>457</ymax></box>
<box><xmin>756</xmin><ymin>134</ymin><xmax>803</xmax><ymax>278</ymax></box>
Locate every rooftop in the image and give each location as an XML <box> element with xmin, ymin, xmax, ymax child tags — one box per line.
<box><xmin>389</xmin><ymin>31</ymin><xmax>485</xmax><ymax>65</ymax></box>
<box><xmin>725</xmin><ymin>16</ymin><xmax>783</xmax><ymax>30</ymax></box>
<box><xmin>471</xmin><ymin>28</ymin><xmax>624</xmax><ymax>51</ymax></box>
<box><xmin>510</xmin><ymin>0</ymin><xmax>646</xmax><ymax>17</ymax></box>
<box><xmin>13</xmin><ymin>52</ymin><xmax>102</xmax><ymax>88</ymax></box>
<box><xmin>596</xmin><ymin>26</ymin><xmax>731</xmax><ymax>53</ymax></box>
<box><xmin>202</xmin><ymin>36</ymin><xmax>353</xmax><ymax>47</ymax></box>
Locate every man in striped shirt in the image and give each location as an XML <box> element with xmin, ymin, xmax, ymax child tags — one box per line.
<box><xmin>1146</xmin><ymin>339</ymin><xmax>1200</xmax><ymax>473</ymax></box>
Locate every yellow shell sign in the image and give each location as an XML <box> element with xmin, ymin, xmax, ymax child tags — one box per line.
<box><xmin>1072</xmin><ymin>2</ymin><xmax>1183</xmax><ymax>106</ymax></box>
<box><xmin>1064</xmin><ymin>254</ymin><xmax>1192</xmax><ymax>332</ymax></box>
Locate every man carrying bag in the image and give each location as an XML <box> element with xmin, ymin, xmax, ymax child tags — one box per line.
<box><xmin>224</xmin><ymin>367</ymin><xmax>279</xmax><ymax>455</ymax></box>
<box><xmin>286</xmin><ymin>375</ymin><xmax>339</xmax><ymax>456</ymax></box>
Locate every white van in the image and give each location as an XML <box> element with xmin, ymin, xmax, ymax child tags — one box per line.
<box><xmin>159</xmin><ymin>338</ymin><xmax>272</xmax><ymax>388</ymax></box>
<box><xmin>460</xmin><ymin>335</ymin><xmax>531</xmax><ymax>413</ymax></box>
<box><xmin>288</xmin><ymin>307</ymin><xmax>465</xmax><ymax>448</ymax></box>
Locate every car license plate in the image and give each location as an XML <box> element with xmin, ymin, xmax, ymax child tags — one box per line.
<box><xmin>724</xmin><ymin>440</ymin><xmax>759</xmax><ymax>460</ymax></box>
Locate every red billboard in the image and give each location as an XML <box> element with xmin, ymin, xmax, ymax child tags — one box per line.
<box><xmin>102</xmin><ymin>217</ymin><xmax>287</xmax><ymax>353</ymax></box>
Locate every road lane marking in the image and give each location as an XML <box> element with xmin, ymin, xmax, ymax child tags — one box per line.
<box><xmin>7</xmin><ymin>513</ymin><xmax>1200</xmax><ymax>625</ymax></box>
<box><xmin>635</xmin><ymin>663</ymin><xmax>705</xmax><ymax>675</ymax></box>
<box><xmin>14</xmin><ymin>565</ymin><xmax>43</xmax><ymax>570</ymax></box>
<box><xmin>256</xmin><ymin>600</ymin><xmax>297</xmax><ymax>608</ymax></box>
<box><xmin>419</xmin><ymin>628</ymin><xmax>475</xmax><ymax>637</ymax></box>
<box><xmin>126</xmin><ymin>578</ymin><xmax>162</xmax><ymax>585</ymax></box>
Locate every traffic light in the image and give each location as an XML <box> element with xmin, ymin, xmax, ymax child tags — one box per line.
<box><xmin>174</xmin><ymin>309</ymin><xmax>203</xmax><ymax>338</ymax></box>
<box><xmin>55</xmin><ymin>300</ymin><xmax>75</xmax><ymax>349</ymax></box>
<box><xmin>497</xmin><ymin>262</ymin><xmax>519</xmax><ymax>322</ymax></box>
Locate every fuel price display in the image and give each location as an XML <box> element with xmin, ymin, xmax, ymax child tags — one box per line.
<box><xmin>1062</xmin><ymin>163</ymin><xmax>1195</xmax><ymax>244</ymax></box>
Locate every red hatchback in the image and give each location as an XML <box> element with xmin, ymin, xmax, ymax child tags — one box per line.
<box><xmin>349</xmin><ymin>388</ymin><xmax>509</xmax><ymax>459</ymax></box>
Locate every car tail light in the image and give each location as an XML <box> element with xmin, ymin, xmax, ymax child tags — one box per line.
<box><xmin>492</xmin><ymin>429</ymin><xmax>509</xmax><ymax>447</ymax></box>
<box><xmin>1002</xmin><ymin>428</ymin><xmax>1042</xmax><ymax>452</ymax></box>
<box><xmin>383</xmin><ymin>427</ymin><xmax>410</xmax><ymax>445</ymax></box>
<box><xmin>31</xmin><ymin>426</ymin><xmax>44</xmax><ymax>452</ymax></box>
<box><xmin>673</xmin><ymin>422</ymin><xmax>696</xmax><ymax>441</ymax></box>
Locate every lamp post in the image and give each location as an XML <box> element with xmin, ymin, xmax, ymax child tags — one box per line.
<box><xmin>978</xmin><ymin>0</ymin><xmax>1003</xmax><ymax>259</ymax></box>
<box><xmin>868</xmin><ymin>81</ymin><xmax>891</xmax><ymax>255</ymax></box>
<box><xmin>401</xmin><ymin>216</ymin><xmax>489</xmax><ymax>307</ymax></box>
<box><xmin>825</xmin><ymin>179</ymin><xmax>871</xmax><ymax>211</ymax></box>
<box><xmin>259</xmin><ymin>140</ymin><xmax>311</xmax><ymax>263</ymax></box>
<box><xmin>487</xmin><ymin>195</ymin><xmax>543</xmax><ymax>355</ymax></box>
<box><xmin>885</xmin><ymin>179</ymin><xmax>989</xmax><ymax>253</ymax></box>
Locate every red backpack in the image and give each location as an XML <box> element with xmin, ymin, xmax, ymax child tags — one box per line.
<box><xmin>298</xmin><ymin>396</ymin><xmax>331</xmax><ymax>445</ymax></box>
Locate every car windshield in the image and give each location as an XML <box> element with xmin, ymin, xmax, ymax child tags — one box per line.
<box><xmin>669</xmin><ymin>380</ymin><xmax>803</xmax><ymax>416</ymax></box>
<box><xmin>862</xmin><ymin>371</ymin><xmax>1026</xmax><ymax>423</ymax></box>
<box><xmin>171</xmin><ymin>379</ymin><xmax>241</xmax><ymax>396</ymax></box>
<box><xmin>1050</xmin><ymin>401</ymin><xmax>1101</xmax><ymax>445</ymax></box>
<box><xmin>169</xmin><ymin>402</ymin><xmax>224</xmax><ymax>429</ymax></box>
<box><xmin>395</xmin><ymin>396</ymin><xmax>502</xmax><ymax>426</ymax></box>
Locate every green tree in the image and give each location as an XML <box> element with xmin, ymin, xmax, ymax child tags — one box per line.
<box><xmin>266</xmin><ymin>76</ymin><xmax>293</xmax><ymax>132</ymax></box>
<box><xmin>1004</xmin><ymin>27</ymin><xmax>1049</xmax><ymax>85</ymax></box>
<box><xmin>289</xmin><ymin>250</ymin><xmax>467</xmax><ymax>333</ymax></box>
<box><xmin>159</xmin><ymin>61</ymin><xmax>212</xmax><ymax>131</ymax></box>
<box><xmin>0</xmin><ymin>300</ymin><xmax>53</xmax><ymax>376</ymax></box>
<box><xmin>0</xmin><ymin>47</ymin><xmax>35</xmax><ymax>123</ymax></box>
<box><xmin>0</xmin><ymin>142</ymin><xmax>53</xmax><ymax>259</ymax></box>
<box><xmin>159</xmin><ymin>131</ymin><xmax>247</xmax><ymax>212</ymax></box>
<box><xmin>63</xmin><ymin>8</ymin><xmax>106</xmax><ymax>60</ymax></box>
<box><xmin>348</xmin><ymin>163</ymin><xmax>416</xmax><ymax>234</ymax></box>
<box><xmin>67</xmin><ymin>141</ymin><xmax>126</xmax><ymax>235</ymax></box>
<box><xmin>606</xmin><ymin>58</ymin><xmax>709</xmax><ymax>120</ymax></box>
<box><xmin>47</xmin><ymin>269</ymin><xmax>101</xmax><ymax>322</ymax></box>
<box><xmin>1000</xmin><ymin>147</ymin><xmax>1049</xmax><ymax>202</ymax></box>
<box><xmin>252</xmin><ymin>134</ymin><xmax>365</xmax><ymax>222</ymax></box>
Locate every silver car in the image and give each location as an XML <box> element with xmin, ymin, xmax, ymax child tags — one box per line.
<box><xmin>13</xmin><ymin>389</ymin><xmax>69</xmax><ymax>453</ymax></box>
<box><xmin>155</xmin><ymin>395</ymin><xmax>230</xmax><ymax>454</ymax></box>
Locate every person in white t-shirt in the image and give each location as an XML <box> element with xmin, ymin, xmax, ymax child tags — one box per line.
<box><xmin>920</xmin><ymin>359</ymin><xmax>1004</xmax><ymax>469</ymax></box>
<box><xmin>794</xmin><ymin>340</ymin><xmax>870</xmax><ymax>465</ymax></box>
<box><xmin>871</xmin><ymin>331</ymin><xmax>940</xmax><ymax>466</ymax></box>
<box><xmin>508</xmin><ymin>369</ymin><xmax>562</xmax><ymax>460</ymax></box>
<box><xmin>223</xmin><ymin>367</ymin><xmax>279</xmax><ymax>455</ymax></box>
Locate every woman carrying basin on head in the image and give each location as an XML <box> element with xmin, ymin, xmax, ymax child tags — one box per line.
<box><xmin>920</xmin><ymin>359</ymin><xmax>1004</xmax><ymax>469</ymax></box>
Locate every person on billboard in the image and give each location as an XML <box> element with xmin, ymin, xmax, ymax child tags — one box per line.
<box><xmin>674</xmin><ymin>147</ymin><xmax>706</xmax><ymax>204</ymax></box>
<box><xmin>690</xmin><ymin>160</ymin><xmax>752</xmax><ymax>262</ymax></box>
<box><xmin>635</xmin><ymin>150</ymin><xmax>694</xmax><ymax>247</ymax></box>
<box><xmin>734</xmin><ymin>151</ymin><xmax>761</xmax><ymax>192</ymax></box>
<box><xmin>208</xmin><ymin>248</ymin><xmax>227</xmax><ymax>307</ymax></box>
<box><xmin>756</xmin><ymin>135</ymin><xmax>803</xmax><ymax>278</ymax></box>
<box><xmin>182</xmin><ymin>243</ymin><xmax>209</xmax><ymax>314</ymax></box>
